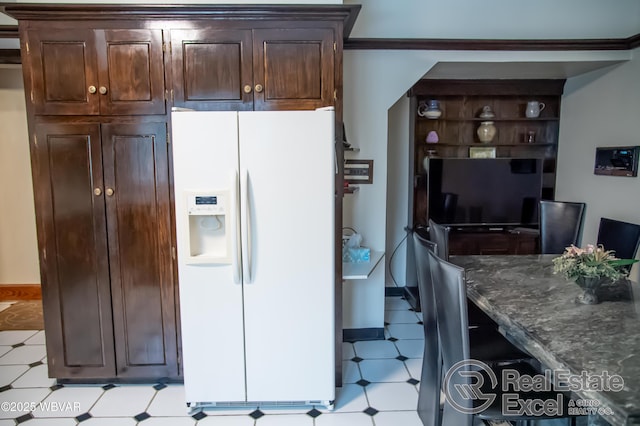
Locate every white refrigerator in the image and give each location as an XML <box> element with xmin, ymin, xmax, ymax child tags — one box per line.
<box><xmin>171</xmin><ymin>110</ymin><xmax>336</xmax><ymax>409</ymax></box>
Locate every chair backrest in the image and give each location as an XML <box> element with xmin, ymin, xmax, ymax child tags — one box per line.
<box><xmin>427</xmin><ymin>249</ymin><xmax>473</xmax><ymax>425</ymax></box>
<box><xmin>539</xmin><ymin>200</ymin><xmax>586</xmax><ymax>254</ymax></box>
<box><xmin>597</xmin><ymin>217</ymin><xmax>640</xmax><ymax>260</ymax></box>
<box><xmin>428</xmin><ymin>219</ymin><xmax>450</xmax><ymax>261</ymax></box>
<box><xmin>412</xmin><ymin>233</ymin><xmax>441</xmax><ymax>426</ymax></box>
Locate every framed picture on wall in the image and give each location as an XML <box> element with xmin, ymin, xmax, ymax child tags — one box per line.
<box><xmin>469</xmin><ymin>147</ymin><xmax>496</xmax><ymax>159</ymax></box>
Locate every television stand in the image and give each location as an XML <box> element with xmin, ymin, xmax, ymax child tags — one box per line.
<box><xmin>449</xmin><ymin>227</ymin><xmax>539</xmax><ymax>255</ymax></box>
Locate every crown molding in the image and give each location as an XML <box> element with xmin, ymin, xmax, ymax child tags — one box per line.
<box><xmin>345</xmin><ymin>34</ymin><xmax>640</xmax><ymax>51</ymax></box>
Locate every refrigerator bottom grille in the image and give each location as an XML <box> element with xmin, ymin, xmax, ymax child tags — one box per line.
<box><xmin>190</xmin><ymin>400</ymin><xmax>333</xmax><ymax>409</ymax></box>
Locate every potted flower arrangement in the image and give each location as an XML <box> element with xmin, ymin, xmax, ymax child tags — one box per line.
<box><xmin>552</xmin><ymin>244</ymin><xmax>638</xmax><ymax>304</ymax></box>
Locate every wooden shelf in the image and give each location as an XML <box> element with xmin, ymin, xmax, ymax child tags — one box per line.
<box><xmin>344</xmin><ymin>186</ymin><xmax>359</xmax><ymax>194</ymax></box>
<box><xmin>424</xmin><ymin>143</ymin><xmax>555</xmax><ymax>148</ymax></box>
<box><xmin>418</xmin><ymin>117</ymin><xmax>560</xmax><ymax>122</ymax></box>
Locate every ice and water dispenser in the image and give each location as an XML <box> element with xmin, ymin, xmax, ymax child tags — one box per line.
<box><xmin>184</xmin><ymin>191</ymin><xmax>231</xmax><ymax>264</ymax></box>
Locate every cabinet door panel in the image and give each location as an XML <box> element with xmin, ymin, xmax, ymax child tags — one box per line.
<box><xmin>28</xmin><ymin>30</ymin><xmax>99</xmax><ymax>115</ymax></box>
<box><xmin>97</xmin><ymin>29</ymin><xmax>166</xmax><ymax>115</ymax></box>
<box><xmin>34</xmin><ymin>123</ymin><xmax>115</xmax><ymax>378</ymax></box>
<box><xmin>171</xmin><ymin>29</ymin><xmax>253</xmax><ymax>111</ymax></box>
<box><xmin>102</xmin><ymin>122</ymin><xmax>178</xmax><ymax>378</ymax></box>
<box><xmin>253</xmin><ymin>28</ymin><xmax>334</xmax><ymax>111</ymax></box>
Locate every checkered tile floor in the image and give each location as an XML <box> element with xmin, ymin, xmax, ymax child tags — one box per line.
<box><xmin>0</xmin><ymin>297</ymin><xmax>426</xmax><ymax>426</ymax></box>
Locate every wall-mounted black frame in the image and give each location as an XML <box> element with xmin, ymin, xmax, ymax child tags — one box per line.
<box><xmin>594</xmin><ymin>146</ymin><xmax>640</xmax><ymax>177</ymax></box>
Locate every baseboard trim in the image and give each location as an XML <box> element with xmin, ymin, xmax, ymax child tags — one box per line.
<box><xmin>343</xmin><ymin>327</ymin><xmax>385</xmax><ymax>342</ymax></box>
<box><xmin>0</xmin><ymin>284</ymin><xmax>42</xmax><ymax>301</ymax></box>
<box><xmin>384</xmin><ymin>286</ymin><xmax>404</xmax><ymax>297</ymax></box>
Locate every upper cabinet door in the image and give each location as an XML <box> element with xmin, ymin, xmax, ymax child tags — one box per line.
<box><xmin>96</xmin><ymin>29</ymin><xmax>166</xmax><ymax>115</ymax></box>
<box><xmin>27</xmin><ymin>28</ymin><xmax>165</xmax><ymax>116</ymax></box>
<box><xmin>171</xmin><ymin>29</ymin><xmax>253</xmax><ymax>111</ymax></box>
<box><xmin>28</xmin><ymin>29</ymin><xmax>100</xmax><ymax>115</ymax></box>
<box><xmin>253</xmin><ymin>27</ymin><xmax>335</xmax><ymax>111</ymax></box>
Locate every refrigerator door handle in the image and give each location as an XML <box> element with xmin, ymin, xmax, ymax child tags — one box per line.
<box><xmin>240</xmin><ymin>168</ymin><xmax>252</xmax><ymax>283</ymax></box>
<box><xmin>231</xmin><ymin>170</ymin><xmax>242</xmax><ymax>284</ymax></box>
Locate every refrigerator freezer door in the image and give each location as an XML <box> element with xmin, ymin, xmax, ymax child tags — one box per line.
<box><xmin>171</xmin><ymin>111</ymin><xmax>247</xmax><ymax>403</ymax></box>
<box><xmin>238</xmin><ymin>110</ymin><xmax>336</xmax><ymax>402</ymax></box>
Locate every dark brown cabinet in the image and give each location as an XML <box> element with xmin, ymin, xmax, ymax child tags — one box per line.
<box><xmin>171</xmin><ymin>26</ymin><xmax>335</xmax><ymax>111</ymax></box>
<box><xmin>7</xmin><ymin>3</ymin><xmax>359</xmax><ymax>383</ymax></box>
<box><xmin>33</xmin><ymin>122</ymin><xmax>178</xmax><ymax>380</ymax></box>
<box><xmin>27</xmin><ymin>28</ymin><xmax>165</xmax><ymax>116</ymax></box>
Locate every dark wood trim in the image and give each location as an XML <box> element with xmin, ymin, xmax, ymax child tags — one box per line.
<box><xmin>629</xmin><ymin>34</ymin><xmax>640</xmax><ymax>49</ymax></box>
<box><xmin>345</xmin><ymin>34</ymin><xmax>640</xmax><ymax>51</ymax></box>
<box><xmin>0</xmin><ymin>49</ymin><xmax>21</xmax><ymax>65</ymax></box>
<box><xmin>409</xmin><ymin>79</ymin><xmax>566</xmax><ymax>97</ymax></box>
<box><xmin>2</xmin><ymin>4</ymin><xmax>361</xmax><ymax>39</ymax></box>
<box><xmin>0</xmin><ymin>25</ymin><xmax>19</xmax><ymax>38</ymax></box>
<box><xmin>0</xmin><ymin>284</ymin><xmax>42</xmax><ymax>301</ymax></box>
<box><xmin>343</xmin><ymin>327</ymin><xmax>385</xmax><ymax>342</ymax></box>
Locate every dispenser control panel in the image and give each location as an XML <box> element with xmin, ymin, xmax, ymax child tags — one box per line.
<box><xmin>187</xmin><ymin>193</ymin><xmax>226</xmax><ymax>215</ymax></box>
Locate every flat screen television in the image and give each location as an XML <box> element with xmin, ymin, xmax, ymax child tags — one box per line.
<box><xmin>427</xmin><ymin>158</ymin><xmax>543</xmax><ymax>227</ymax></box>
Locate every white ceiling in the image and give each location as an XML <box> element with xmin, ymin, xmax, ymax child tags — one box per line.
<box><xmin>423</xmin><ymin>60</ymin><xmax>626</xmax><ymax>80</ymax></box>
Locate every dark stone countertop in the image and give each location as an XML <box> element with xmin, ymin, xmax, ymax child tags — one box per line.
<box><xmin>452</xmin><ymin>255</ymin><xmax>640</xmax><ymax>426</ymax></box>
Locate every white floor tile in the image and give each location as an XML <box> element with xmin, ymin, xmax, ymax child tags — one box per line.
<box><xmin>198</xmin><ymin>415</ymin><xmax>255</xmax><ymax>425</ymax></box>
<box><xmin>0</xmin><ymin>421</ymin><xmax>17</xmax><ymax>426</ymax></box>
<box><xmin>0</xmin><ymin>330</ymin><xmax>39</xmax><ymax>346</ymax></box>
<box><xmin>0</xmin><ymin>364</ymin><xmax>29</xmax><ymax>386</ymax></box>
<box><xmin>315</xmin><ymin>412</ymin><xmax>374</xmax><ymax>426</ymax></box>
<box><xmin>0</xmin><ymin>344</ymin><xmax>47</xmax><ymax>365</ymax></box>
<box><xmin>342</xmin><ymin>360</ymin><xmax>361</xmax><ymax>384</ymax></box>
<box><xmin>81</xmin><ymin>418</ymin><xmax>137</xmax><ymax>426</ymax></box>
<box><xmin>11</xmin><ymin>364</ymin><xmax>56</xmax><ymax>388</ymax></box>
<box><xmin>142</xmin><ymin>417</ymin><xmax>196</xmax><ymax>426</ymax></box>
<box><xmin>319</xmin><ymin>384</ymin><xmax>368</xmax><ymax>413</ymax></box>
<box><xmin>342</xmin><ymin>342</ymin><xmax>355</xmax><ymax>360</ymax></box>
<box><xmin>373</xmin><ymin>410</ymin><xmax>424</xmax><ymax>426</ymax></box>
<box><xmin>16</xmin><ymin>419</ymin><xmax>76</xmax><ymax>426</ymax></box>
<box><xmin>384</xmin><ymin>298</ymin><xmax>412</xmax><ymax>311</ymax></box>
<box><xmin>364</xmin><ymin>382</ymin><xmax>418</xmax><ymax>411</ymax></box>
<box><xmin>90</xmin><ymin>385</ymin><xmax>155</xmax><ymax>417</ymax></box>
<box><xmin>394</xmin><ymin>339</ymin><xmax>424</xmax><ymax>358</ymax></box>
<box><xmin>353</xmin><ymin>340</ymin><xmax>399</xmax><ymax>359</ymax></box>
<box><xmin>404</xmin><ymin>358</ymin><xmax>423</xmax><ymax>380</ymax></box>
<box><xmin>386</xmin><ymin>323</ymin><xmax>424</xmax><ymax>340</ymax></box>
<box><xmin>33</xmin><ymin>386</ymin><xmax>103</xmax><ymax>418</ymax></box>
<box><xmin>0</xmin><ymin>388</ymin><xmax>51</xmax><ymax>419</ymax></box>
<box><xmin>358</xmin><ymin>359</ymin><xmax>410</xmax><ymax>383</ymax></box>
<box><xmin>255</xmin><ymin>413</ymin><xmax>313</xmax><ymax>425</ymax></box>
<box><xmin>384</xmin><ymin>309</ymin><xmax>421</xmax><ymax>324</ymax></box>
<box><xmin>25</xmin><ymin>330</ymin><xmax>47</xmax><ymax>345</ymax></box>
<box><xmin>0</xmin><ymin>346</ymin><xmax>11</xmax><ymax>357</ymax></box>
<box><xmin>147</xmin><ymin>384</ymin><xmax>188</xmax><ymax>417</ymax></box>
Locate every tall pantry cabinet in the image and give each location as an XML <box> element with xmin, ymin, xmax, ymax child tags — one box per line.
<box><xmin>5</xmin><ymin>3</ymin><xmax>359</xmax><ymax>382</ymax></box>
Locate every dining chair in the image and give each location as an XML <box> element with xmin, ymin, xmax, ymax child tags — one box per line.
<box><xmin>413</xmin><ymin>234</ymin><xmax>530</xmax><ymax>426</ymax></box>
<box><xmin>427</xmin><ymin>249</ymin><xmax>577</xmax><ymax>426</ymax></box>
<box><xmin>539</xmin><ymin>200</ymin><xmax>586</xmax><ymax>254</ymax></box>
<box><xmin>428</xmin><ymin>219</ymin><xmax>496</xmax><ymax>328</ymax></box>
<box><xmin>597</xmin><ymin>217</ymin><xmax>640</xmax><ymax>260</ymax></box>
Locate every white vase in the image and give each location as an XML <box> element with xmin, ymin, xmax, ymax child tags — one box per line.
<box><xmin>477</xmin><ymin>121</ymin><xmax>496</xmax><ymax>143</ymax></box>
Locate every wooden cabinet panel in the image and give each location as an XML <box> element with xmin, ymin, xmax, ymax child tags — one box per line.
<box><xmin>34</xmin><ymin>123</ymin><xmax>116</xmax><ymax>378</ymax></box>
<box><xmin>97</xmin><ymin>30</ymin><xmax>166</xmax><ymax>115</ymax></box>
<box><xmin>171</xmin><ymin>29</ymin><xmax>253</xmax><ymax>111</ymax></box>
<box><xmin>102</xmin><ymin>122</ymin><xmax>178</xmax><ymax>378</ymax></box>
<box><xmin>28</xmin><ymin>28</ymin><xmax>165</xmax><ymax>116</ymax></box>
<box><xmin>253</xmin><ymin>28</ymin><xmax>334</xmax><ymax>111</ymax></box>
<box><xmin>28</xmin><ymin>30</ymin><xmax>99</xmax><ymax>115</ymax></box>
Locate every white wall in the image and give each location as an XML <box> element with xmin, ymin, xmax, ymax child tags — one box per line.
<box><xmin>0</xmin><ymin>68</ymin><xmax>39</xmax><ymax>285</ymax></box>
<box><xmin>556</xmin><ymin>47</ymin><xmax>640</xmax><ymax>281</ymax></box>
